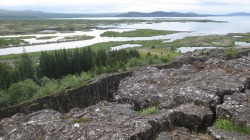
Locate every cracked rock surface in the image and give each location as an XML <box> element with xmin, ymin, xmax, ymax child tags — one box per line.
<box><xmin>1</xmin><ymin>49</ymin><xmax>250</xmax><ymax>140</ymax></box>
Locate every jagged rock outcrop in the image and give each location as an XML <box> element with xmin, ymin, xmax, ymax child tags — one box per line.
<box><xmin>0</xmin><ymin>102</ymin><xmax>171</xmax><ymax>140</ymax></box>
<box><xmin>1</xmin><ymin>48</ymin><xmax>250</xmax><ymax>140</ymax></box>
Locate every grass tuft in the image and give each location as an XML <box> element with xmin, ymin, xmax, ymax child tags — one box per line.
<box><xmin>214</xmin><ymin>119</ymin><xmax>250</xmax><ymax>135</ymax></box>
<box><xmin>139</xmin><ymin>106</ymin><xmax>158</xmax><ymax>115</ymax></box>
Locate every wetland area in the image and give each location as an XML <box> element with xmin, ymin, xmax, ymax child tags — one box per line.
<box><xmin>1</xmin><ymin>10</ymin><xmax>250</xmax><ymax>140</ymax></box>
<box><xmin>0</xmin><ymin>16</ymin><xmax>250</xmax><ymax>58</ymax></box>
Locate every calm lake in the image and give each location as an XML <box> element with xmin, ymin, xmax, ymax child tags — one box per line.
<box><xmin>0</xmin><ymin>16</ymin><xmax>250</xmax><ymax>55</ymax></box>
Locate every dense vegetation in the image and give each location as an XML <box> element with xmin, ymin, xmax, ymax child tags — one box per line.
<box><xmin>0</xmin><ymin>47</ymin><xmax>168</xmax><ymax>109</ymax></box>
<box><xmin>38</xmin><ymin>47</ymin><xmax>140</xmax><ymax>79</ymax></box>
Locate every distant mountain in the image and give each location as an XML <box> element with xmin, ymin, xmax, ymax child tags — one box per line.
<box><xmin>0</xmin><ymin>9</ymin><xmax>119</xmax><ymax>19</ymax></box>
<box><xmin>227</xmin><ymin>12</ymin><xmax>250</xmax><ymax>16</ymax></box>
<box><xmin>1</xmin><ymin>9</ymin><xmax>250</xmax><ymax>19</ymax></box>
<box><xmin>116</xmin><ymin>11</ymin><xmax>211</xmax><ymax>17</ymax></box>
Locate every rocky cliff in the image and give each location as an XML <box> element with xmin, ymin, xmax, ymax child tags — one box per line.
<box><xmin>1</xmin><ymin>48</ymin><xmax>250</xmax><ymax>140</ymax></box>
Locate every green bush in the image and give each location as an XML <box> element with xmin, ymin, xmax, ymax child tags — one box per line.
<box><xmin>126</xmin><ymin>58</ymin><xmax>148</xmax><ymax>68</ymax></box>
<box><xmin>214</xmin><ymin>119</ymin><xmax>250</xmax><ymax>135</ymax></box>
<box><xmin>33</xmin><ymin>80</ymin><xmax>59</xmax><ymax>98</ymax></box>
<box><xmin>33</xmin><ymin>72</ymin><xmax>93</xmax><ymax>99</ymax></box>
<box><xmin>8</xmin><ymin>79</ymin><xmax>39</xmax><ymax>105</ymax></box>
<box><xmin>0</xmin><ymin>90</ymin><xmax>10</xmax><ymax>108</ymax></box>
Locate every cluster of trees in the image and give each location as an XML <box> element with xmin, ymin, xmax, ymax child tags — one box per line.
<box><xmin>38</xmin><ymin>47</ymin><xmax>140</xmax><ymax>79</ymax></box>
<box><xmin>0</xmin><ymin>47</ymin><xmax>143</xmax><ymax>108</ymax></box>
<box><xmin>0</xmin><ymin>46</ymin><xmax>169</xmax><ymax>109</ymax></box>
<box><xmin>0</xmin><ymin>53</ymin><xmax>34</xmax><ymax>90</ymax></box>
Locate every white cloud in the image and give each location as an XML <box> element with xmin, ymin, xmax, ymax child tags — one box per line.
<box><xmin>0</xmin><ymin>0</ymin><xmax>249</xmax><ymax>14</ymax></box>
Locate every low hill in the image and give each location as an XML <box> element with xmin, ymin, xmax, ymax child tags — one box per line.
<box><xmin>0</xmin><ymin>9</ymin><xmax>118</xmax><ymax>19</ymax></box>
<box><xmin>116</xmin><ymin>11</ymin><xmax>211</xmax><ymax>17</ymax></box>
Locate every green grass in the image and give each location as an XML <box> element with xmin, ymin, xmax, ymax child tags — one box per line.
<box><xmin>0</xmin><ymin>40</ymin><xmax>180</xmax><ymax>62</ymax></box>
<box><xmin>139</xmin><ymin>106</ymin><xmax>158</xmax><ymax>115</ymax></box>
<box><xmin>159</xmin><ymin>32</ymin><xmax>250</xmax><ymax>50</ymax></box>
<box><xmin>214</xmin><ymin>119</ymin><xmax>250</xmax><ymax>135</ymax></box>
<box><xmin>224</xmin><ymin>47</ymin><xmax>239</xmax><ymax>56</ymax></box>
<box><xmin>100</xmin><ymin>29</ymin><xmax>178</xmax><ymax>37</ymax></box>
<box><xmin>36</xmin><ymin>36</ymin><xmax>57</xmax><ymax>40</ymax></box>
<box><xmin>138</xmin><ymin>48</ymin><xmax>179</xmax><ymax>59</ymax></box>
<box><xmin>167</xmin><ymin>35</ymin><xmax>235</xmax><ymax>49</ymax></box>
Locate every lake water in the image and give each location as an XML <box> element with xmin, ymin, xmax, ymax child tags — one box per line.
<box><xmin>177</xmin><ymin>47</ymin><xmax>218</xmax><ymax>53</ymax></box>
<box><xmin>235</xmin><ymin>41</ymin><xmax>250</xmax><ymax>47</ymax></box>
<box><xmin>0</xmin><ymin>16</ymin><xmax>250</xmax><ymax>55</ymax></box>
<box><xmin>111</xmin><ymin>44</ymin><xmax>142</xmax><ymax>50</ymax></box>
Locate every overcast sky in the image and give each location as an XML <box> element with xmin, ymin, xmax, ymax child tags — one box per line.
<box><xmin>0</xmin><ymin>0</ymin><xmax>250</xmax><ymax>14</ymax></box>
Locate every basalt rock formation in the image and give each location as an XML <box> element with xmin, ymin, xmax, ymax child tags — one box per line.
<box><xmin>1</xmin><ymin>48</ymin><xmax>250</xmax><ymax>140</ymax></box>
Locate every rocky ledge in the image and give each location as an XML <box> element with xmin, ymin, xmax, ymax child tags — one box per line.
<box><xmin>1</xmin><ymin>48</ymin><xmax>250</xmax><ymax>140</ymax></box>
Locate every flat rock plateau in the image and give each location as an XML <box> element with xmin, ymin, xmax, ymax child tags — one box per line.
<box><xmin>1</xmin><ymin>48</ymin><xmax>250</xmax><ymax>140</ymax></box>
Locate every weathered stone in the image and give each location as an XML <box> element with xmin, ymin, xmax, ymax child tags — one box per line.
<box><xmin>216</xmin><ymin>90</ymin><xmax>250</xmax><ymax>127</ymax></box>
<box><xmin>169</xmin><ymin>104</ymin><xmax>213</xmax><ymax>132</ymax></box>
<box><xmin>0</xmin><ymin>102</ymin><xmax>169</xmax><ymax>140</ymax></box>
<box><xmin>156</xmin><ymin>129</ymin><xmax>212</xmax><ymax>140</ymax></box>
<box><xmin>208</xmin><ymin>127</ymin><xmax>250</xmax><ymax>140</ymax></box>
